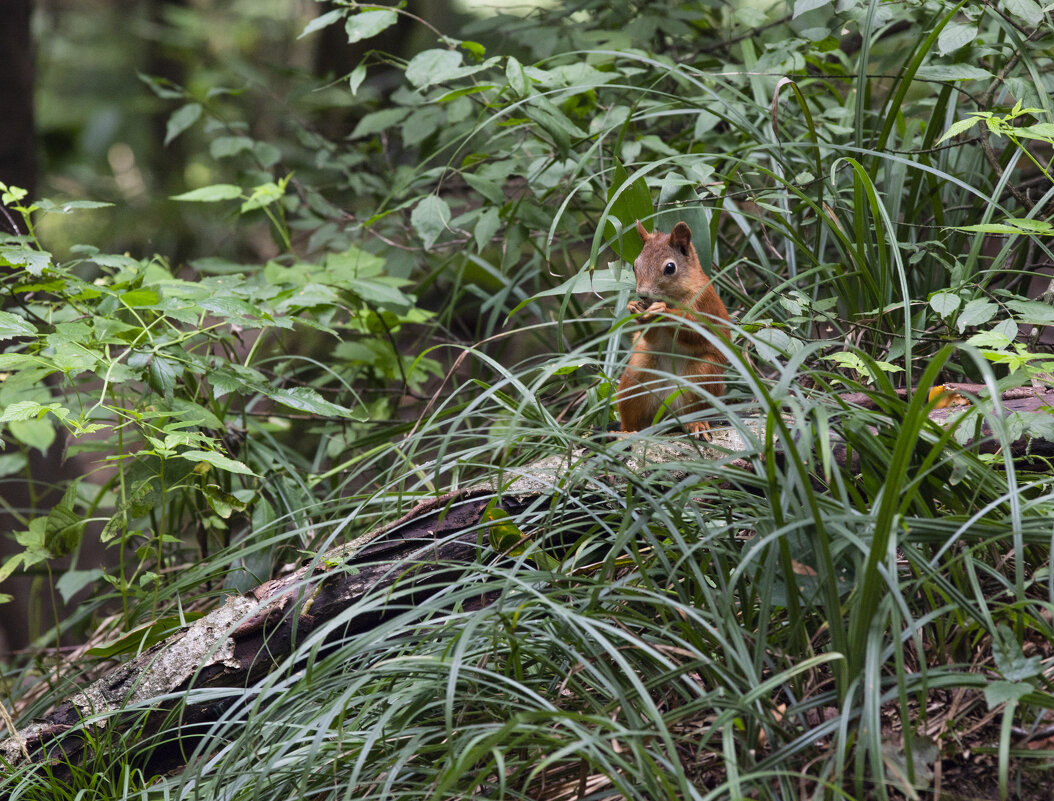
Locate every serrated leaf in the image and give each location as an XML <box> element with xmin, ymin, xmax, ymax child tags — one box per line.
<box><xmin>929</xmin><ymin>291</ymin><xmax>961</xmax><ymax>317</ymax></box>
<box><xmin>44</xmin><ymin>483</ymin><xmax>83</xmax><ymax>558</ymax></box>
<box><xmin>179</xmin><ymin>449</ymin><xmax>257</xmax><ymax>476</ymax></box>
<box><xmin>0</xmin><ymin>401</ymin><xmax>39</xmax><ymax>423</ymax></box>
<box><xmin>299</xmin><ymin>8</ymin><xmax>343</xmax><ymax>39</ymax></box>
<box><xmin>956</xmin><ymin>299</ymin><xmax>997</xmax><ymax>332</ymax></box>
<box><xmin>346</xmin><ymin>9</ymin><xmax>397</xmax><ymax>43</ymax></box>
<box><xmin>0</xmin><ymin>309</ymin><xmax>37</xmax><ymax>339</ymax></box>
<box><xmin>406</xmin><ymin>48</ymin><xmax>463</xmax><ymax>89</ymax></box>
<box><xmin>937</xmin><ymin>22</ymin><xmax>977</xmax><ymax>56</ymax></box>
<box><xmin>149</xmin><ymin>355</ymin><xmax>182</xmax><ymax>397</ymax></box>
<box><xmin>1007</xmin><ymin>299</ymin><xmax>1054</xmax><ymax>324</ymax></box>
<box><xmin>164</xmin><ymin>102</ymin><xmax>202</xmax><ymax>146</ymax></box>
<box><xmin>241</xmin><ymin>181</ymin><xmax>284</xmax><ymax>213</ymax></box>
<box><xmin>965</xmin><ymin>330</ymin><xmax>1012</xmax><ymax>349</ymax></box>
<box><xmin>937</xmin><ymin>115</ymin><xmax>984</xmax><ymax>143</ymax></box>
<box><xmin>411</xmin><ymin>195</ymin><xmax>451</xmax><ymax>251</ymax></box>
<box><xmin>1</xmin><ymin>247</ymin><xmax>51</xmax><ymax>276</ymax></box>
<box><xmin>984</xmin><ymin>680</ymin><xmax>1031</xmax><ymax>710</ymax></box>
<box><xmin>171</xmin><ymin>184</ymin><xmax>242</xmax><ymax>202</ymax></box>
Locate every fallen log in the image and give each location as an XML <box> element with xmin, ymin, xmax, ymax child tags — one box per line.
<box><xmin>3</xmin><ymin>384</ymin><xmax>1053</xmax><ymax>782</ymax></box>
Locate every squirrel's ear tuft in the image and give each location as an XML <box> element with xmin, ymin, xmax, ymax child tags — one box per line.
<box><xmin>635</xmin><ymin>219</ymin><xmax>650</xmax><ymax>242</ymax></box>
<box><xmin>670</xmin><ymin>221</ymin><xmax>692</xmax><ymax>255</ymax></box>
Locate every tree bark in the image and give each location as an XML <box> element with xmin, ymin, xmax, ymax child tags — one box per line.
<box><xmin>0</xmin><ymin>0</ymin><xmax>36</xmax><ymax>209</ymax></box>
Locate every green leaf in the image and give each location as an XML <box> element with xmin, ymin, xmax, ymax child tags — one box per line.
<box><xmin>241</xmin><ymin>181</ymin><xmax>284</xmax><ymax>213</ymax></box>
<box><xmin>349</xmin><ymin>277</ymin><xmax>414</xmax><ymax>312</ymax></box>
<box><xmin>937</xmin><ymin>116</ymin><xmax>984</xmax><ymax>144</ymax></box>
<box><xmin>269</xmin><ymin>387</ymin><xmax>361</xmax><ymax>419</ymax></box>
<box><xmin>44</xmin><ymin>483</ymin><xmax>84</xmax><ymax>558</ymax></box>
<box><xmin>915</xmin><ymin>64</ymin><xmax>994</xmax><ymax>82</ymax></box>
<box><xmin>411</xmin><ymin>195</ymin><xmax>451</xmax><ymax>251</ymax></box>
<box><xmin>474</xmin><ymin>207</ymin><xmax>500</xmax><ymax>251</ymax></box>
<box><xmin>86</xmin><ymin>616</ymin><xmax>201</xmax><ymax>658</ymax></box>
<box><xmin>984</xmin><ymin>680</ymin><xmax>1031</xmax><ymax>710</ymax></box>
<box><xmin>179</xmin><ymin>449</ymin><xmax>257</xmax><ymax>476</ymax></box>
<box><xmin>210</xmin><ymin>136</ymin><xmax>255</xmax><ymax>159</ymax></box>
<box><xmin>406</xmin><ymin>49</ymin><xmax>463</xmax><ymax>89</ymax></box>
<box><xmin>992</xmin><ymin>624</ymin><xmax>1043</xmax><ymax>682</ymax></box>
<box><xmin>1</xmin><ymin>247</ymin><xmax>51</xmax><ymax>276</ymax></box>
<box><xmin>299</xmin><ymin>8</ymin><xmax>343</xmax><ymax>39</ymax></box>
<box><xmin>1004</xmin><ymin>0</ymin><xmax>1043</xmax><ymax>26</ymax></box>
<box><xmin>0</xmin><ymin>452</ymin><xmax>27</xmax><ymax>478</ymax></box>
<box><xmin>0</xmin><ymin>310</ymin><xmax>37</xmax><ymax>340</ymax></box>
<box><xmin>171</xmin><ymin>184</ymin><xmax>242</xmax><ymax>202</ymax></box>
<box><xmin>483</xmin><ymin>503</ymin><xmax>526</xmax><ymax>553</ymax></box>
<box><xmin>121</xmin><ymin>288</ymin><xmax>161</xmax><ymax>307</ymax></box>
<box><xmin>965</xmin><ymin>330</ymin><xmax>1012</xmax><ymax>349</ymax></box>
<box><xmin>345</xmin><ymin>8</ymin><xmax>397</xmax><ymax>43</ymax></box>
<box><xmin>937</xmin><ymin>23</ymin><xmax>977</xmax><ymax>56</ymax></box>
<box><xmin>0</xmin><ymin>554</ymin><xmax>25</xmax><ymax>584</ymax></box>
<box><xmin>1007</xmin><ymin>299</ymin><xmax>1054</xmax><ymax>324</ymax></box>
<box><xmin>348</xmin><ymin>63</ymin><xmax>367</xmax><ymax>96</ymax></box>
<box><xmin>992</xmin><ymin>318</ymin><xmax>1018</xmax><ymax>342</ymax></box>
<box><xmin>148</xmin><ymin>355</ymin><xmax>182</xmax><ymax>397</ymax></box>
<box><xmin>202</xmin><ymin>483</ymin><xmax>249</xmax><ymax>518</ymax></box>
<box><xmin>55</xmin><ymin>569</ymin><xmax>104</xmax><ymax>604</ymax></box>
<box><xmin>350</xmin><ymin>108</ymin><xmax>410</xmax><ymax>139</ymax></box>
<box><xmin>506</xmin><ymin>56</ymin><xmax>529</xmax><ymax>97</ymax></box>
<box><xmin>512</xmin><ymin>265</ymin><xmax>635</xmax><ymax>314</ymax></box>
<box><xmin>956</xmin><ymin>299</ymin><xmax>997</xmax><ymax>332</ymax></box>
<box><xmin>9</xmin><ymin>418</ymin><xmax>56</xmax><ymax>455</ymax></box>
<box><xmin>929</xmin><ymin>291</ymin><xmax>960</xmax><ymax>317</ymax></box>
<box><xmin>0</xmin><ymin>401</ymin><xmax>64</xmax><ymax>423</ymax></box>
<box><xmin>1015</xmin><ymin>123</ymin><xmax>1054</xmax><ymax>142</ymax></box>
<box><xmin>164</xmin><ymin>102</ymin><xmax>203</xmax><ymax>146</ymax></box>
<box><xmin>793</xmin><ymin>0</ymin><xmax>831</xmax><ymax>16</ymax></box>
<box><xmin>604</xmin><ymin>159</ymin><xmax>653</xmax><ymax>264</ymax></box>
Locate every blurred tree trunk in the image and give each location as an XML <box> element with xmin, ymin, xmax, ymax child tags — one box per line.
<box><xmin>0</xmin><ymin>0</ymin><xmax>38</xmax><ymax>658</ymax></box>
<box><xmin>0</xmin><ymin>0</ymin><xmax>36</xmax><ymax>209</ymax></box>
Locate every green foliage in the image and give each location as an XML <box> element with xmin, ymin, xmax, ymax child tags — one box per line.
<box><xmin>7</xmin><ymin>0</ymin><xmax>1054</xmax><ymax>799</ymax></box>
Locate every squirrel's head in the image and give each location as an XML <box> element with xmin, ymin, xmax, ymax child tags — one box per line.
<box><xmin>631</xmin><ymin>220</ymin><xmax>710</xmax><ymax>304</ymax></box>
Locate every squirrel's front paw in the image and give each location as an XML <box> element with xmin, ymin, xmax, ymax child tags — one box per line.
<box><xmin>686</xmin><ymin>420</ymin><xmax>712</xmax><ymax>441</ymax></box>
<box><xmin>627</xmin><ymin>299</ymin><xmax>650</xmax><ymax>316</ymax></box>
<box><xmin>628</xmin><ymin>300</ymin><xmax>668</xmax><ymax>322</ymax></box>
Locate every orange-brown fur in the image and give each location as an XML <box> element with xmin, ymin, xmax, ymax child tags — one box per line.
<box><xmin>617</xmin><ymin>220</ymin><xmax>730</xmax><ymax>436</ymax></box>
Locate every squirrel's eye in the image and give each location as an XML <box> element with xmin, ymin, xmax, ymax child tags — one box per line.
<box><xmin>663</xmin><ymin>261</ymin><xmax>676</xmax><ymax>276</ymax></box>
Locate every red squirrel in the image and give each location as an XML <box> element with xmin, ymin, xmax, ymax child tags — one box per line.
<box><xmin>617</xmin><ymin>220</ymin><xmax>730</xmax><ymax>436</ymax></box>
